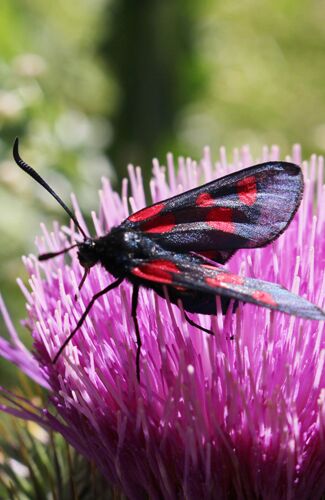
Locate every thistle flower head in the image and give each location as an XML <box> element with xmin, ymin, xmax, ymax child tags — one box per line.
<box><xmin>1</xmin><ymin>145</ymin><xmax>324</xmax><ymax>499</ymax></box>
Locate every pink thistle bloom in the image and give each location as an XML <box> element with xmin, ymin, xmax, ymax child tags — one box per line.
<box><xmin>0</xmin><ymin>145</ymin><xmax>324</xmax><ymax>499</ymax></box>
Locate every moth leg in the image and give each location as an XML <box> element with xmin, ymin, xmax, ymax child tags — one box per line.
<box><xmin>184</xmin><ymin>311</ymin><xmax>214</xmax><ymax>336</ymax></box>
<box><xmin>131</xmin><ymin>285</ymin><xmax>142</xmax><ymax>382</ymax></box>
<box><xmin>53</xmin><ymin>277</ymin><xmax>124</xmax><ymax>363</ymax></box>
<box><xmin>74</xmin><ymin>268</ymin><xmax>89</xmax><ymax>301</ymax></box>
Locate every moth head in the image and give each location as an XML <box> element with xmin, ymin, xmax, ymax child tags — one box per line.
<box><xmin>77</xmin><ymin>238</ymin><xmax>99</xmax><ymax>269</ymax></box>
<box><xmin>13</xmin><ymin>137</ymin><xmax>95</xmax><ymax>293</ymax></box>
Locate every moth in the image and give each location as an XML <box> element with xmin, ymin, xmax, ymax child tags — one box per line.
<box><xmin>13</xmin><ymin>138</ymin><xmax>325</xmax><ymax>381</ymax></box>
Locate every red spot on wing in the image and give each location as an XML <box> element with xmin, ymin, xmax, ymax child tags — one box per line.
<box><xmin>205</xmin><ymin>271</ymin><xmax>244</xmax><ymax>287</ymax></box>
<box><xmin>206</xmin><ymin>207</ymin><xmax>235</xmax><ymax>233</ymax></box>
<box><xmin>132</xmin><ymin>260</ymin><xmax>180</xmax><ymax>284</ymax></box>
<box><xmin>128</xmin><ymin>202</ymin><xmax>165</xmax><ymax>223</ymax></box>
<box><xmin>252</xmin><ymin>290</ymin><xmax>277</xmax><ymax>306</ymax></box>
<box><xmin>196</xmin><ymin>192</ymin><xmax>214</xmax><ymax>207</ymax></box>
<box><xmin>141</xmin><ymin>213</ymin><xmax>176</xmax><ymax>233</ymax></box>
<box><xmin>237</xmin><ymin>176</ymin><xmax>257</xmax><ymax>206</ymax></box>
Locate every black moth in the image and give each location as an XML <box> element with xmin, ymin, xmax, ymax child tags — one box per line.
<box><xmin>13</xmin><ymin>138</ymin><xmax>325</xmax><ymax>381</ymax></box>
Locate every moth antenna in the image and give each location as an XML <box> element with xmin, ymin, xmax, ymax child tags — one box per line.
<box><xmin>13</xmin><ymin>137</ymin><xmax>87</xmax><ymax>239</ymax></box>
<box><xmin>38</xmin><ymin>243</ymin><xmax>79</xmax><ymax>261</ymax></box>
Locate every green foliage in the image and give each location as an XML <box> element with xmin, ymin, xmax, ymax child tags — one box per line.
<box><xmin>0</xmin><ymin>419</ymin><xmax>120</xmax><ymax>499</ymax></box>
<box><xmin>0</xmin><ymin>378</ymin><xmax>121</xmax><ymax>499</ymax></box>
<box><xmin>179</xmin><ymin>0</ymin><xmax>325</xmax><ymax>159</ymax></box>
<box><xmin>0</xmin><ymin>0</ymin><xmax>113</xmax><ymax>372</ymax></box>
<box><xmin>100</xmin><ymin>0</ymin><xmax>206</xmax><ymax>179</ymax></box>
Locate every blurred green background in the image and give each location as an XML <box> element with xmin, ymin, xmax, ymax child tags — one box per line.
<box><xmin>1</xmin><ymin>0</ymin><xmax>325</xmax><ymax>385</ymax></box>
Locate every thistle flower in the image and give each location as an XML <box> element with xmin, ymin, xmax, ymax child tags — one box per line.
<box><xmin>0</xmin><ymin>145</ymin><xmax>324</xmax><ymax>499</ymax></box>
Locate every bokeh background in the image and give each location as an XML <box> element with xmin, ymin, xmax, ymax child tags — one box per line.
<box><xmin>1</xmin><ymin>0</ymin><xmax>325</xmax><ymax>386</ymax></box>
